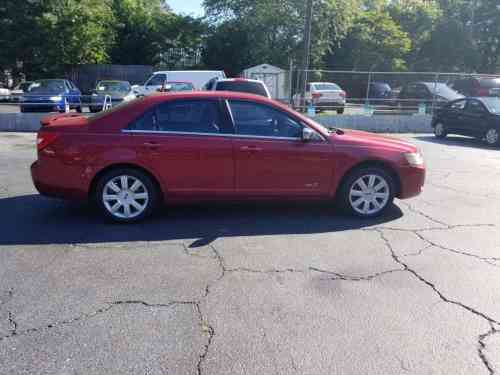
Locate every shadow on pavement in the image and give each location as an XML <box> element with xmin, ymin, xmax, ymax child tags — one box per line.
<box><xmin>414</xmin><ymin>135</ymin><xmax>498</xmax><ymax>150</ymax></box>
<box><xmin>0</xmin><ymin>194</ymin><xmax>403</xmax><ymax>246</ymax></box>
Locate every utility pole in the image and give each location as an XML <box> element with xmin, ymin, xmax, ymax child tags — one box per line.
<box><xmin>301</xmin><ymin>0</ymin><xmax>313</xmax><ymax>106</ymax></box>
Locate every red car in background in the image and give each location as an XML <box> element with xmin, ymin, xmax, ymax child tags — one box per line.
<box><xmin>31</xmin><ymin>91</ymin><xmax>425</xmax><ymax>223</ymax></box>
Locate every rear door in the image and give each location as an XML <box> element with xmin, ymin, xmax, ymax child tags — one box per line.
<box><xmin>125</xmin><ymin>98</ymin><xmax>235</xmax><ymax>198</ymax></box>
<box><xmin>227</xmin><ymin>100</ymin><xmax>333</xmax><ymax>197</ymax></box>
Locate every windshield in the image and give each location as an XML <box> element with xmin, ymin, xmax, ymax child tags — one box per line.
<box><xmin>96</xmin><ymin>81</ymin><xmax>131</xmax><ymax>92</ymax></box>
<box><xmin>480</xmin><ymin>97</ymin><xmax>500</xmax><ymax>114</ymax></box>
<box><xmin>313</xmin><ymin>83</ymin><xmax>341</xmax><ymax>91</ymax></box>
<box><xmin>168</xmin><ymin>82</ymin><xmax>194</xmax><ymax>91</ymax></box>
<box><xmin>216</xmin><ymin>81</ymin><xmax>268</xmax><ymax>97</ymax></box>
<box><xmin>27</xmin><ymin>80</ymin><xmax>65</xmax><ymax>93</ymax></box>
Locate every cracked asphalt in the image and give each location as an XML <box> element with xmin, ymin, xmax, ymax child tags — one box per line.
<box><xmin>1</xmin><ymin>132</ymin><xmax>500</xmax><ymax>374</ymax></box>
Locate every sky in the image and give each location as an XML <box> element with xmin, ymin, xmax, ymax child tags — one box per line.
<box><xmin>168</xmin><ymin>0</ymin><xmax>204</xmax><ymax>16</ymax></box>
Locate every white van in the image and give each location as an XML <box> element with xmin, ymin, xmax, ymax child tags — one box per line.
<box><xmin>133</xmin><ymin>70</ymin><xmax>226</xmax><ymax>96</ymax></box>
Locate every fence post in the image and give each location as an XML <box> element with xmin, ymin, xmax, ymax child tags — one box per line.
<box><xmin>365</xmin><ymin>71</ymin><xmax>372</xmax><ymax>106</ymax></box>
<box><xmin>431</xmin><ymin>72</ymin><xmax>439</xmax><ymax>115</ymax></box>
<box><xmin>289</xmin><ymin>59</ymin><xmax>294</xmax><ymax>105</ymax></box>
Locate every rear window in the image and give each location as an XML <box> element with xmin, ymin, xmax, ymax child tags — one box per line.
<box><xmin>479</xmin><ymin>78</ymin><xmax>500</xmax><ymax>89</ymax></box>
<box><xmin>215</xmin><ymin>81</ymin><xmax>268</xmax><ymax>97</ymax></box>
<box><xmin>313</xmin><ymin>83</ymin><xmax>341</xmax><ymax>91</ymax></box>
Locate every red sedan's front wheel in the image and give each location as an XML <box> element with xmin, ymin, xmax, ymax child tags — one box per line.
<box><xmin>338</xmin><ymin>167</ymin><xmax>395</xmax><ymax>218</ymax></box>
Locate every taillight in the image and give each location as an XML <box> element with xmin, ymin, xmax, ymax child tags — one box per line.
<box><xmin>339</xmin><ymin>90</ymin><xmax>346</xmax><ymax>98</ymax></box>
<box><xmin>37</xmin><ymin>132</ymin><xmax>59</xmax><ymax>151</ymax></box>
<box><xmin>312</xmin><ymin>92</ymin><xmax>322</xmax><ymax>99</ymax></box>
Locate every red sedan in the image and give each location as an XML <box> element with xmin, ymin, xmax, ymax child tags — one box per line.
<box><xmin>31</xmin><ymin>91</ymin><xmax>425</xmax><ymax>222</ymax></box>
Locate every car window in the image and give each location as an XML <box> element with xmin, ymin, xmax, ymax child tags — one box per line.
<box><xmin>204</xmin><ymin>78</ymin><xmax>216</xmax><ymax>90</ymax></box>
<box><xmin>313</xmin><ymin>83</ymin><xmax>341</xmax><ymax>91</ymax></box>
<box><xmin>450</xmin><ymin>99</ymin><xmax>466</xmax><ymax>110</ymax></box>
<box><xmin>146</xmin><ymin>74</ymin><xmax>166</xmax><ymax>87</ymax></box>
<box><xmin>479</xmin><ymin>78</ymin><xmax>500</xmax><ymax>89</ymax></box>
<box><xmin>466</xmin><ymin>100</ymin><xmax>486</xmax><ymax>114</ymax></box>
<box><xmin>228</xmin><ymin>100</ymin><xmax>303</xmax><ymax>138</ymax></box>
<box><xmin>156</xmin><ymin>100</ymin><xmax>223</xmax><ymax>134</ymax></box>
<box><xmin>128</xmin><ymin>110</ymin><xmax>157</xmax><ymax>131</ymax></box>
<box><xmin>480</xmin><ymin>97</ymin><xmax>500</xmax><ymax>114</ymax></box>
<box><xmin>216</xmin><ymin>81</ymin><xmax>268</xmax><ymax>97</ymax></box>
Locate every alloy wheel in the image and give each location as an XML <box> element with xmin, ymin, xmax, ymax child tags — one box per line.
<box><xmin>349</xmin><ymin>174</ymin><xmax>390</xmax><ymax>216</ymax></box>
<box><xmin>102</xmin><ymin>175</ymin><xmax>149</xmax><ymax>219</ymax></box>
<box><xmin>485</xmin><ymin>128</ymin><xmax>499</xmax><ymax>145</ymax></box>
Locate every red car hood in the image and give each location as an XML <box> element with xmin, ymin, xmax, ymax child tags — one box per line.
<box><xmin>332</xmin><ymin>129</ymin><xmax>418</xmax><ymax>153</ymax></box>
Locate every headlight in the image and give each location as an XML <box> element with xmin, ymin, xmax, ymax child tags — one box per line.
<box><xmin>123</xmin><ymin>94</ymin><xmax>135</xmax><ymax>101</ymax></box>
<box><xmin>91</xmin><ymin>93</ymin><xmax>98</xmax><ymax>97</ymax></box>
<box><xmin>404</xmin><ymin>152</ymin><xmax>424</xmax><ymax>167</ymax></box>
<box><xmin>49</xmin><ymin>96</ymin><xmax>62</xmax><ymax>101</ymax></box>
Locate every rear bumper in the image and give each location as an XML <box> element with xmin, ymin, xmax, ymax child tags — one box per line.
<box><xmin>31</xmin><ymin>160</ymin><xmax>88</xmax><ymax>200</ymax></box>
<box><xmin>397</xmin><ymin>165</ymin><xmax>426</xmax><ymax>199</ymax></box>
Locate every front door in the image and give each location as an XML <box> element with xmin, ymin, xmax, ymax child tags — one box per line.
<box><xmin>227</xmin><ymin>100</ymin><xmax>333</xmax><ymax>197</ymax></box>
<box><xmin>125</xmin><ymin>99</ymin><xmax>235</xmax><ymax>199</ymax></box>
<box><xmin>460</xmin><ymin>99</ymin><xmax>489</xmax><ymax>136</ymax></box>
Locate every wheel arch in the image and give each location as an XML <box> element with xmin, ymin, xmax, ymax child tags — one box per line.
<box><xmin>89</xmin><ymin>163</ymin><xmax>164</xmax><ymax>201</ymax></box>
<box><xmin>335</xmin><ymin>159</ymin><xmax>402</xmax><ymax>198</ymax></box>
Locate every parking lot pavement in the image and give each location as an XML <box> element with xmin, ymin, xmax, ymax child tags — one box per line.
<box><xmin>1</xmin><ymin>133</ymin><xmax>500</xmax><ymax>374</ymax></box>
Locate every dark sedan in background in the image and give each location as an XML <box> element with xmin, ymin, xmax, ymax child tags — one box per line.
<box><xmin>89</xmin><ymin>80</ymin><xmax>136</xmax><ymax>112</ymax></box>
<box><xmin>432</xmin><ymin>97</ymin><xmax>500</xmax><ymax>146</ymax></box>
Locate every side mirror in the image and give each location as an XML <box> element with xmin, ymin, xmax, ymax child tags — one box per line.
<box><xmin>302</xmin><ymin>127</ymin><xmax>316</xmax><ymax>142</ymax></box>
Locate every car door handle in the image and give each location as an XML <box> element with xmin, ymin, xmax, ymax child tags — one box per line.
<box><xmin>240</xmin><ymin>146</ymin><xmax>263</xmax><ymax>152</ymax></box>
<box><xmin>143</xmin><ymin>142</ymin><xmax>160</xmax><ymax>149</ymax></box>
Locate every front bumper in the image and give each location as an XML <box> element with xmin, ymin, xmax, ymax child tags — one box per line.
<box><xmin>397</xmin><ymin>165</ymin><xmax>426</xmax><ymax>199</ymax></box>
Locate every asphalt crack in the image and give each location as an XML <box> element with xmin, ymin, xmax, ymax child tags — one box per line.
<box><xmin>309</xmin><ymin>267</ymin><xmax>404</xmax><ymax>281</ymax></box>
<box><xmin>478</xmin><ymin>323</ymin><xmax>498</xmax><ymax>375</ymax></box>
<box><xmin>376</xmin><ymin>228</ymin><xmax>499</xmax><ymax>375</ymax></box>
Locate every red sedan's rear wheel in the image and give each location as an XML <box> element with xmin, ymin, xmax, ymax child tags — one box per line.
<box><xmin>338</xmin><ymin>167</ymin><xmax>395</xmax><ymax>218</ymax></box>
<box><xmin>95</xmin><ymin>168</ymin><xmax>159</xmax><ymax>223</ymax></box>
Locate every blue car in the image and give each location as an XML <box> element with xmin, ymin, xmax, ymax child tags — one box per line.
<box><xmin>20</xmin><ymin>79</ymin><xmax>82</xmax><ymax>113</ymax></box>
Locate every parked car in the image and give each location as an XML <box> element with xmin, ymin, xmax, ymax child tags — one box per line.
<box><xmin>20</xmin><ymin>79</ymin><xmax>82</xmax><ymax>113</ymax></box>
<box><xmin>451</xmin><ymin>77</ymin><xmax>500</xmax><ymax>97</ymax></box>
<box><xmin>31</xmin><ymin>91</ymin><xmax>425</xmax><ymax>223</ymax></box>
<box><xmin>0</xmin><ymin>84</ymin><xmax>10</xmax><ymax>102</ymax></box>
<box><xmin>397</xmin><ymin>82</ymin><xmax>463</xmax><ymax>111</ymax></box>
<box><xmin>432</xmin><ymin>97</ymin><xmax>500</xmax><ymax>146</ymax></box>
<box><xmin>158</xmin><ymin>82</ymin><xmax>195</xmax><ymax>92</ymax></box>
<box><xmin>293</xmin><ymin>82</ymin><xmax>346</xmax><ymax>114</ymax></box>
<box><xmin>345</xmin><ymin>81</ymin><xmax>393</xmax><ymax>105</ymax></box>
<box><xmin>204</xmin><ymin>78</ymin><xmax>271</xmax><ymax>98</ymax></box>
<box><xmin>133</xmin><ymin>70</ymin><xmax>226</xmax><ymax>96</ymax></box>
<box><xmin>10</xmin><ymin>81</ymin><xmax>33</xmax><ymax>102</ymax></box>
<box><xmin>89</xmin><ymin>80</ymin><xmax>136</xmax><ymax>113</ymax></box>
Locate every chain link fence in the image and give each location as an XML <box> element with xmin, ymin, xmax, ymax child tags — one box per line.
<box><xmin>289</xmin><ymin>70</ymin><xmax>500</xmax><ymax>115</ymax></box>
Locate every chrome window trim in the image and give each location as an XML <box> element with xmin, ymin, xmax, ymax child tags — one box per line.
<box><xmin>121</xmin><ymin>129</ymin><xmax>322</xmax><ymax>142</ymax></box>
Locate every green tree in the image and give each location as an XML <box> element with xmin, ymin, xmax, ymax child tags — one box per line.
<box><xmin>38</xmin><ymin>0</ymin><xmax>116</xmax><ymax>75</ymax></box>
<box><xmin>202</xmin><ymin>0</ymin><xmax>360</xmax><ymax>73</ymax></box>
<box><xmin>328</xmin><ymin>10</ymin><xmax>411</xmax><ymax>71</ymax></box>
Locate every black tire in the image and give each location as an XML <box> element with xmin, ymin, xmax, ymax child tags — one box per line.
<box><xmin>89</xmin><ymin>107</ymin><xmax>101</xmax><ymax>113</ymax></box>
<box><xmin>484</xmin><ymin>127</ymin><xmax>500</xmax><ymax>147</ymax></box>
<box><xmin>337</xmin><ymin>167</ymin><xmax>396</xmax><ymax>218</ymax></box>
<box><xmin>337</xmin><ymin>107</ymin><xmax>345</xmax><ymax>115</ymax></box>
<box><xmin>20</xmin><ymin>107</ymin><xmax>27</xmax><ymax>113</ymax></box>
<box><xmin>76</xmin><ymin>104</ymin><xmax>82</xmax><ymax>113</ymax></box>
<box><xmin>433</xmin><ymin>122</ymin><xmax>447</xmax><ymax>139</ymax></box>
<box><xmin>95</xmin><ymin>168</ymin><xmax>159</xmax><ymax>223</ymax></box>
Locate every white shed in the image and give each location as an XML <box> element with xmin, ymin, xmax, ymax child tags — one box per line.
<box><xmin>242</xmin><ymin>64</ymin><xmax>289</xmax><ymax>101</ymax></box>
